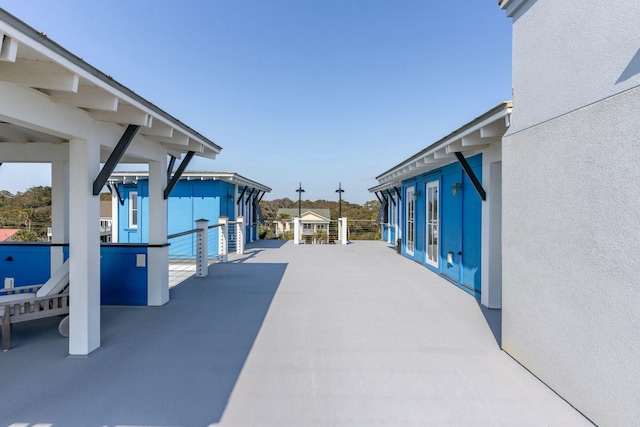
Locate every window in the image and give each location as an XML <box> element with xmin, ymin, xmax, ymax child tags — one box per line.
<box><xmin>129</xmin><ymin>191</ymin><xmax>138</xmax><ymax>228</ymax></box>
<box><xmin>390</xmin><ymin>195</ymin><xmax>397</xmax><ymax>227</ymax></box>
<box><xmin>426</xmin><ymin>180</ymin><xmax>439</xmax><ymax>267</ymax></box>
<box><xmin>406</xmin><ymin>187</ymin><xmax>415</xmax><ymax>256</ymax></box>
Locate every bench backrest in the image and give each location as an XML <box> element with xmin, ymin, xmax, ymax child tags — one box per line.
<box><xmin>36</xmin><ymin>259</ymin><xmax>70</xmax><ymax>298</ymax></box>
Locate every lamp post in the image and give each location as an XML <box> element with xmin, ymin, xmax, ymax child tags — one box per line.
<box><xmin>335</xmin><ymin>183</ymin><xmax>345</xmax><ymax>218</ymax></box>
<box><xmin>296</xmin><ymin>182</ymin><xmax>305</xmax><ymax>218</ymax></box>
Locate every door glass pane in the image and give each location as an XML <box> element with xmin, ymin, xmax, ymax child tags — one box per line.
<box><xmin>406</xmin><ymin>187</ymin><xmax>415</xmax><ymax>255</ymax></box>
<box><xmin>426</xmin><ymin>181</ymin><xmax>438</xmax><ymax>267</ymax></box>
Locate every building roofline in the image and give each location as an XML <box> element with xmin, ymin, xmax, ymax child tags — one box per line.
<box><xmin>498</xmin><ymin>0</ymin><xmax>530</xmax><ymax>17</ymax></box>
<box><xmin>372</xmin><ymin>102</ymin><xmax>512</xmax><ymax>188</ymax></box>
<box><xmin>0</xmin><ymin>8</ymin><xmax>222</xmax><ymax>154</ymax></box>
<box><xmin>108</xmin><ymin>171</ymin><xmax>271</xmax><ymax>193</ymax></box>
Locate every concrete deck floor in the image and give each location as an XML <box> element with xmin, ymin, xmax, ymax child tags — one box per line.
<box><xmin>0</xmin><ymin>240</ymin><xmax>592</xmax><ymax>427</ymax></box>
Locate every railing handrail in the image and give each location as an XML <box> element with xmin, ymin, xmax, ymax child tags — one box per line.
<box><xmin>169</xmin><ymin>219</ymin><xmax>238</xmax><ymax>239</ymax></box>
<box><xmin>167</xmin><ymin>228</ymin><xmax>199</xmax><ymax>239</ymax></box>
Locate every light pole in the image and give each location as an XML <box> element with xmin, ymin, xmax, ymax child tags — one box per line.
<box><xmin>296</xmin><ymin>182</ymin><xmax>305</xmax><ymax>218</ymax></box>
<box><xmin>335</xmin><ymin>183</ymin><xmax>345</xmax><ymax>218</ymax></box>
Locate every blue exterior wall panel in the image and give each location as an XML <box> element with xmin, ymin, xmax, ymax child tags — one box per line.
<box><xmin>0</xmin><ymin>243</ymin><xmax>51</xmax><ymax>286</ymax></box>
<box><xmin>0</xmin><ymin>243</ymin><xmax>147</xmax><ymax>306</ymax></box>
<box><xmin>117</xmin><ymin>179</ymin><xmax>240</xmax><ymax>258</ymax></box>
<box><xmin>399</xmin><ymin>154</ymin><xmax>483</xmax><ymax>298</ymax></box>
<box><xmin>100</xmin><ymin>245</ymin><xmax>148</xmax><ymax>306</ymax></box>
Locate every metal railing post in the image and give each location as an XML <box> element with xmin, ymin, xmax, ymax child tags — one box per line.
<box><xmin>236</xmin><ymin>216</ymin><xmax>245</xmax><ymax>254</ymax></box>
<box><xmin>218</xmin><ymin>216</ymin><xmax>228</xmax><ymax>263</ymax></box>
<box><xmin>195</xmin><ymin>219</ymin><xmax>209</xmax><ymax>277</ymax></box>
<box><xmin>339</xmin><ymin>217</ymin><xmax>348</xmax><ymax>245</ymax></box>
<box><xmin>294</xmin><ymin>217</ymin><xmax>301</xmax><ymax>245</ymax></box>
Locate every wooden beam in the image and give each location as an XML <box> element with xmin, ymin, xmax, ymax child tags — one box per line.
<box><xmin>48</xmin><ymin>85</ymin><xmax>118</xmax><ymax>111</ymax></box>
<box><xmin>0</xmin><ymin>34</ymin><xmax>18</xmax><ymax>62</ymax></box>
<box><xmin>88</xmin><ymin>104</ymin><xmax>151</xmax><ymax>127</ymax></box>
<box><xmin>140</xmin><ymin>121</ymin><xmax>174</xmax><ymax>138</ymax></box>
<box><xmin>0</xmin><ymin>58</ymin><xmax>79</xmax><ymax>92</ymax></box>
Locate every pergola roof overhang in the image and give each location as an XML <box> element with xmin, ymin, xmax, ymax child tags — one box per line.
<box><xmin>108</xmin><ymin>171</ymin><xmax>272</xmax><ymax>194</ymax></box>
<box><xmin>0</xmin><ymin>8</ymin><xmax>221</xmax><ymax>163</ymax></box>
<box><xmin>370</xmin><ymin>102</ymin><xmax>512</xmax><ymax>191</ymax></box>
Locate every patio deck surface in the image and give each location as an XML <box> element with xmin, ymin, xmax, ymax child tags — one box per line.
<box><xmin>0</xmin><ymin>240</ymin><xmax>592</xmax><ymax>426</ymax></box>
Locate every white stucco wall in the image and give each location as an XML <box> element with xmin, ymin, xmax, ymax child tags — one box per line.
<box><xmin>508</xmin><ymin>0</ymin><xmax>640</xmax><ymax>133</ymax></box>
<box><xmin>502</xmin><ymin>85</ymin><xmax>640</xmax><ymax>426</ymax></box>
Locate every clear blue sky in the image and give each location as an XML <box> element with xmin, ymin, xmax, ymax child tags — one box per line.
<box><xmin>1</xmin><ymin>1</ymin><xmax>511</xmax><ymax>204</ymax></box>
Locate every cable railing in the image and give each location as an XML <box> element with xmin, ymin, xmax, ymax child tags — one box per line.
<box><xmin>167</xmin><ymin>217</ymin><xmax>245</xmax><ymax>288</ymax></box>
<box><xmin>292</xmin><ymin>218</ymin><xmax>381</xmax><ymax>245</ymax></box>
<box><xmin>347</xmin><ymin>220</ymin><xmax>381</xmax><ymax>241</ymax></box>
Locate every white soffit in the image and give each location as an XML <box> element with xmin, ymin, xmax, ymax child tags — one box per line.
<box><xmin>0</xmin><ymin>9</ymin><xmax>221</xmax><ymax>160</ymax></box>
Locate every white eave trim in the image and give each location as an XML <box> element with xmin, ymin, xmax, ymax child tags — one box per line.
<box><xmin>108</xmin><ymin>171</ymin><xmax>271</xmax><ymax>193</ymax></box>
<box><xmin>368</xmin><ymin>182</ymin><xmax>399</xmax><ymax>194</ymax></box>
<box><xmin>374</xmin><ymin>102</ymin><xmax>512</xmax><ymax>185</ymax></box>
<box><xmin>499</xmin><ymin>0</ymin><xmax>530</xmax><ymax>17</ymax></box>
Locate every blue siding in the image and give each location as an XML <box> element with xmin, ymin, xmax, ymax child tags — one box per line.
<box><xmin>399</xmin><ymin>154</ymin><xmax>483</xmax><ymax>298</ymax></box>
<box><xmin>117</xmin><ymin>179</ymin><xmax>240</xmax><ymax>258</ymax></box>
<box><xmin>441</xmin><ymin>169</ymin><xmax>463</xmax><ymax>282</ymax></box>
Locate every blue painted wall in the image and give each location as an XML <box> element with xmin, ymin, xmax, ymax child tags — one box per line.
<box><xmin>0</xmin><ymin>243</ymin><xmax>52</xmax><ymax>286</ymax></box>
<box><xmin>0</xmin><ymin>243</ymin><xmax>147</xmax><ymax>305</ymax></box>
<box><xmin>100</xmin><ymin>245</ymin><xmax>148</xmax><ymax>306</ymax></box>
<box><xmin>118</xmin><ymin>179</ymin><xmax>242</xmax><ymax>257</ymax></box>
<box><xmin>400</xmin><ymin>154</ymin><xmax>483</xmax><ymax>298</ymax></box>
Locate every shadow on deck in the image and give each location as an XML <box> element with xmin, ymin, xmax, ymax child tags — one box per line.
<box><xmin>0</xmin><ymin>261</ymin><xmax>286</xmax><ymax>426</ymax></box>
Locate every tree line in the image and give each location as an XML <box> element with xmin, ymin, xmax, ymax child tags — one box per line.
<box><xmin>0</xmin><ymin>186</ymin><xmax>382</xmax><ymax>242</ymax></box>
<box><xmin>0</xmin><ymin>186</ymin><xmax>52</xmax><ymax>241</ymax></box>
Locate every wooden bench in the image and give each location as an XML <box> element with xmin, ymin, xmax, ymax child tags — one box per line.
<box><xmin>1</xmin><ymin>288</ymin><xmax>69</xmax><ymax>350</ymax></box>
<box><xmin>0</xmin><ymin>260</ymin><xmax>70</xmax><ymax>350</ymax></box>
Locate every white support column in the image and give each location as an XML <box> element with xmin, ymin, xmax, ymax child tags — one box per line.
<box><xmin>236</xmin><ymin>216</ymin><xmax>245</xmax><ymax>254</ymax></box>
<box><xmin>481</xmin><ymin>144</ymin><xmax>502</xmax><ymax>309</ymax></box>
<box><xmin>293</xmin><ymin>217</ymin><xmax>301</xmax><ymax>245</ymax></box>
<box><xmin>247</xmin><ymin>198</ymin><xmax>253</xmax><ymax>243</ymax></box>
<box><xmin>51</xmin><ymin>161</ymin><xmax>69</xmax><ymax>274</ymax></box>
<box><xmin>195</xmin><ymin>219</ymin><xmax>209</xmax><ymax>277</ymax></box>
<box><xmin>234</xmin><ymin>184</ymin><xmax>239</xmax><ymax>219</ymax></box>
<box><xmin>111</xmin><ymin>188</ymin><xmax>119</xmax><ymax>243</ymax></box>
<box><xmin>147</xmin><ymin>158</ymin><xmax>169</xmax><ymax>306</ymax></box>
<box><xmin>218</xmin><ymin>216</ymin><xmax>228</xmax><ymax>263</ymax></box>
<box><xmin>68</xmin><ymin>138</ymin><xmax>101</xmax><ymax>355</ymax></box>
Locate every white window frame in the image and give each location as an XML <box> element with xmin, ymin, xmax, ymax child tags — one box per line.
<box><xmin>128</xmin><ymin>191</ymin><xmax>138</xmax><ymax>228</ymax></box>
<box><xmin>406</xmin><ymin>187</ymin><xmax>415</xmax><ymax>256</ymax></box>
<box><xmin>390</xmin><ymin>195</ymin><xmax>397</xmax><ymax>229</ymax></box>
<box><xmin>426</xmin><ymin>180</ymin><xmax>439</xmax><ymax>268</ymax></box>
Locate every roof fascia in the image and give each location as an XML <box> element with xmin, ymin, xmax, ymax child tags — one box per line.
<box><xmin>368</xmin><ymin>182</ymin><xmax>399</xmax><ymax>193</ymax></box>
<box><xmin>107</xmin><ymin>170</ymin><xmax>271</xmax><ymax>193</ymax></box>
<box><xmin>499</xmin><ymin>0</ymin><xmax>530</xmax><ymax>17</ymax></box>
